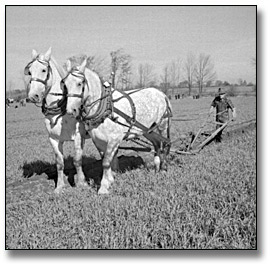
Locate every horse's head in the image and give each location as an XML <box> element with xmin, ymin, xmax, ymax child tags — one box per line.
<box><xmin>25</xmin><ymin>47</ymin><xmax>53</xmax><ymax>103</ymax></box>
<box><xmin>63</xmin><ymin>58</ymin><xmax>88</xmax><ymax>118</ymax></box>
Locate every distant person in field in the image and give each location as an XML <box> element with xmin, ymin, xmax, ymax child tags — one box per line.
<box><xmin>209</xmin><ymin>88</ymin><xmax>237</xmax><ymax>142</ymax></box>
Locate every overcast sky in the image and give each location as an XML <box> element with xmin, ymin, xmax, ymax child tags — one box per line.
<box><xmin>6</xmin><ymin>5</ymin><xmax>256</xmax><ymax>89</ymax></box>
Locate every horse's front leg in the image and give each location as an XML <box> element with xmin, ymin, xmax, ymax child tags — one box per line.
<box><xmin>98</xmin><ymin>139</ymin><xmax>121</xmax><ymax>195</ymax></box>
<box><xmin>74</xmin><ymin>132</ymin><xmax>87</xmax><ymax>187</ymax></box>
<box><xmin>93</xmin><ymin>139</ymin><xmax>119</xmax><ymax>174</ymax></box>
<box><xmin>49</xmin><ymin>137</ymin><xmax>65</xmax><ymax>193</ymax></box>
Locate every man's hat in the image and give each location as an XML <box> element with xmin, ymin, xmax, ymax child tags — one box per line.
<box><xmin>218</xmin><ymin>87</ymin><xmax>226</xmax><ymax>95</ymax></box>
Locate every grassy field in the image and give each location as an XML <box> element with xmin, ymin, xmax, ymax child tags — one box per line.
<box><xmin>6</xmin><ymin>96</ymin><xmax>256</xmax><ymax>249</ymax></box>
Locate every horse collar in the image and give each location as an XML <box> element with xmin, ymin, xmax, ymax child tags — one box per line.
<box><xmin>82</xmin><ymin>82</ymin><xmax>113</xmax><ymax>127</ymax></box>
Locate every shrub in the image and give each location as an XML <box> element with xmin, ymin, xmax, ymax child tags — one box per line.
<box><xmin>227</xmin><ymin>85</ymin><xmax>237</xmax><ymax>97</ymax></box>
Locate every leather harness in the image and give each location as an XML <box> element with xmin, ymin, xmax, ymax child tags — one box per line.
<box><xmin>60</xmin><ymin>69</ymin><xmax>172</xmax><ymax>144</ymax></box>
<box><xmin>25</xmin><ymin>59</ymin><xmax>172</xmax><ymax>145</ymax></box>
<box><xmin>25</xmin><ymin>57</ymin><xmax>67</xmax><ymax>126</ymax></box>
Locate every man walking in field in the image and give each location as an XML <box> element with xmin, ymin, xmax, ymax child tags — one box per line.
<box><xmin>210</xmin><ymin>88</ymin><xmax>236</xmax><ymax>142</ymax></box>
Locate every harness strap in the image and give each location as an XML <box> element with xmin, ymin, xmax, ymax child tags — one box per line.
<box><xmin>49</xmin><ymin>92</ymin><xmax>66</xmax><ymax>96</ymax></box>
<box><xmin>112</xmin><ymin>88</ymin><xmax>144</xmax><ymax>103</ymax></box>
<box><xmin>25</xmin><ymin>57</ymin><xmax>69</xmax><ymax>123</ymax></box>
<box><xmin>30</xmin><ymin>77</ymin><xmax>47</xmax><ymax>85</ymax></box>
<box><xmin>61</xmin><ymin>69</ymin><xmax>87</xmax><ymax>109</ymax></box>
<box><xmin>67</xmin><ymin>93</ymin><xmax>83</xmax><ymax>98</ymax></box>
<box><xmin>113</xmin><ymin>89</ymin><xmax>137</xmax><ymax>139</ymax></box>
<box><xmin>42</xmin><ymin>96</ymin><xmax>67</xmax><ymax>116</ymax></box>
<box><xmin>25</xmin><ymin>57</ymin><xmax>52</xmax><ymax>87</ymax></box>
<box><xmin>146</xmin><ymin>97</ymin><xmax>172</xmax><ymax>134</ymax></box>
<box><xmin>113</xmin><ymin>107</ymin><xmax>170</xmax><ymax>144</ymax></box>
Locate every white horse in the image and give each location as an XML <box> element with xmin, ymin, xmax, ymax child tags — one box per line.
<box><xmin>63</xmin><ymin>58</ymin><xmax>172</xmax><ymax>194</ymax></box>
<box><xmin>25</xmin><ymin>47</ymin><xmax>89</xmax><ymax>192</ymax></box>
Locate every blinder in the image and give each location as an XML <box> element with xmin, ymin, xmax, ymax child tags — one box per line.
<box><xmin>24</xmin><ymin>64</ymin><xmax>31</xmax><ymax>75</ymax></box>
<box><xmin>61</xmin><ymin>69</ymin><xmax>86</xmax><ymax>100</ymax></box>
<box><xmin>24</xmin><ymin>58</ymin><xmax>52</xmax><ymax>86</ymax></box>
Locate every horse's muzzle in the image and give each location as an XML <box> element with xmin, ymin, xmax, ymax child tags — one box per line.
<box><xmin>28</xmin><ymin>94</ymin><xmax>41</xmax><ymax>103</ymax></box>
<box><xmin>67</xmin><ymin>107</ymin><xmax>81</xmax><ymax>119</ymax></box>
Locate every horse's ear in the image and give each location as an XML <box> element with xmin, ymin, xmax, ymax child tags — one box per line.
<box><xmin>32</xmin><ymin>49</ymin><xmax>38</xmax><ymax>60</ymax></box>
<box><xmin>66</xmin><ymin>60</ymin><xmax>72</xmax><ymax>72</ymax></box>
<box><xmin>44</xmin><ymin>47</ymin><xmax>52</xmax><ymax>61</ymax></box>
<box><xmin>79</xmin><ymin>57</ymin><xmax>87</xmax><ymax>73</ymax></box>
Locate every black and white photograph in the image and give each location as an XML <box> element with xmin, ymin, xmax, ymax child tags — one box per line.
<box><xmin>5</xmin><ymin>4</ymin><xmax>257</xmax><ymax>251</ymax></box>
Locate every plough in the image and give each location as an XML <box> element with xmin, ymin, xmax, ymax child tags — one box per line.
<box><xmin>119</xmin><ymin>111</ymin><xmax>256</xmax><ymax>156</ymax></box>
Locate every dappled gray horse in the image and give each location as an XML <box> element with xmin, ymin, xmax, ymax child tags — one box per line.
<box><xmin>63</xmin><ymin>58</ymin><xmax>172</xmax><ymax>194</ymax></box>
<box><xmin>25</xmin><ymin>48</ymin><xmax>90</xmax><ymax>192</ymax></box>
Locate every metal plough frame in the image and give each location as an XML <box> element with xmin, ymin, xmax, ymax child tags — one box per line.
<box><xmin>119</xmin><ymin>111</ymin><xmax>256</xmax><ymax>156</ymax></box>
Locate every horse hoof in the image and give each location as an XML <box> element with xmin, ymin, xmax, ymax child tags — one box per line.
<box><xmin>154</xmin><ymin>156</ymin><xmax>161</xmax><ymax>173</ymax></box>
<box><xmin>98</xmin><ymin>187</ymin><xmax>109</xmax><ymax>195</ymax></box>
<box><xmin>161</xmin><ymin>163</ymin><xmax>168</xmax><ymax>171</ymax></box>
<box><xmin>54</xmin><ymin>185</ymin><xmax>66</xmax><ymax>194</ymax></box>
<box><xmin>77</xmin><ymin>181</ymin><xmax>88</xmax><ymax>187</ymax></box>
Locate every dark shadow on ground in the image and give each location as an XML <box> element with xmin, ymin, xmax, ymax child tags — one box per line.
<box><xmin>19</xmin><ymin>154</ymin><xmax>145</xmax><ymax>188</ymax></box>
<box><xmin>13</xmin><ymin>123</ymin><xmax>255</xmax><ymax>193</ymax></box>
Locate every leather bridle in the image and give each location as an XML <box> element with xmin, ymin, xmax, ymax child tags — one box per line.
<box><xmin>61</xmin><ymin>68</ymin><xmax>88</xmax><ymax>109</ymax></box>
<box><xmin>24</xmin><ymin>57</ymin><xmax>52</xmax><ymax>94</ymax></box>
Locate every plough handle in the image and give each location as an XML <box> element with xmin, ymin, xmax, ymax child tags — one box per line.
<box><xmin>189</xmin><ymin>112</ymin><xmax>211</xmax><ymax>149</ymax></box>
<box><xmin>196</xmin><ymin>120</ymin><xmax>230</xmax><ymax>150</ymax></box>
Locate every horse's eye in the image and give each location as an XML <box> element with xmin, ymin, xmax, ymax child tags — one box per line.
<box><xmin>78</xmin><ymin>82</ymin><xmax>82</xmax><ymax>87</ymax></box>
<box><xmin>42</xmin><ymin>69</ymin><xmax>46</xmax><ymax>73</ymax></box>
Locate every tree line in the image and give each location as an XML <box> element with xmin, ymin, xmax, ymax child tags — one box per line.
<box><xmin>10</xmin><ymin>49</ymin><xmax>255</xmax><ymax>98</ymax></box>
<box><xmin>65</xmin><ymin>49</ymin><xmax>219</xmax><ymax>96</ymax></box>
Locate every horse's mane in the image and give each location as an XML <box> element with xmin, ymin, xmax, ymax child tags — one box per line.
<box><xmin>50</xmin><ymin>56</ymin><xmax>66</xmax><ymax>79</ymax></box>
<box><xmin>84</xmin><ymin>67</ymin><xmax>102</xmax><ymax>83</ymax></box>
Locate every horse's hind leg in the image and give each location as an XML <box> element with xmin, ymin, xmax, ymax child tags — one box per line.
<box><xmin>49</xmin><ymin>137</ymin><xmax>66</xmax><ymax>193</ymax></box>
<box><xmin>74</xmin><ymin>133</ymin><xmax>87</xmax><ymax>187</ymax></box>
<box><xmin>157</xmin><ymin>118</ymin><xmax>171</xmax><ymax>171</ymax></box>
<box><xmin>150</xmin><ymin>139</ymin><xmax>161</xmax><ymax>173</ymax></box>
<box><xmin>160</xmin><ymin>140</ymin><xmax>170</xmax><ymax>171</ymax></box>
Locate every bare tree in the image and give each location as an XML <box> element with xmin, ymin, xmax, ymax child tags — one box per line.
<box><xmin>137</xmin><ymin>63</ymin><xmax>156</xmax><ymax>88</ymax></box>
<box><xmin>194</xmin><ymin>53</ymin><xmax>216</xmax><ymax>96</ymax></box>
<box><xmin>65</xmin><ymin>54</ymin><xmax>110</xmax><ymax>79</ymax></box>
<box><xmin>160</xmin><ymin>64</ymin><xmax>170</xmax><ymax>94</ymax></box>
<box><xmin>169</xmin><ymin>58</ymin><xmax>182</xmax><ymax>87</ymax></box>
<box><xmin>7</xmin><ymin>80</ymin><xmax>15</xmax><ymax>98</ymax></box>
<box><xmin>87</xmin><ymin>55</ymin><xmax>110</xmax><ymax>78</ymax></box>
<box><xmin>110</xmin><ymin>48</ymin><xmax>132</xmax><ymax>90</ymax></box>
<box><xmin>19</xmin><ymin>70</ymin><xmax>29</xmax><ymax>90</ymax></box>
<box><xmin>183</xmin><ymin>53</ymin><xmax>196</xmax><ymax>96</ymax></box>
<box><xmin>238</xmin><ymin>78</ymin><xmax>243</xmax><ymax>86</ymax></box>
